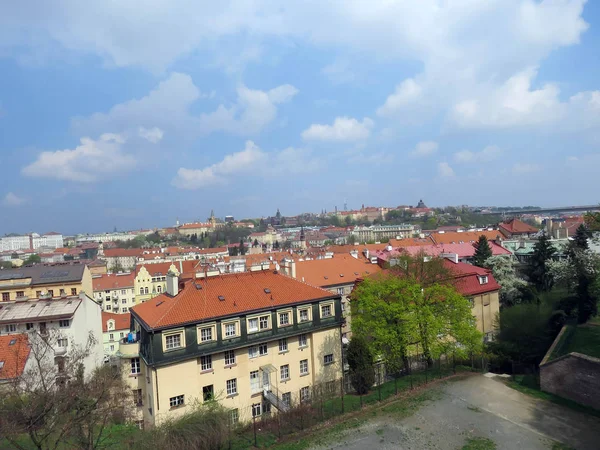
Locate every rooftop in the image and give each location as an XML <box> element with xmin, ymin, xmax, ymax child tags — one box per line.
<box><xmin>499</xmin><ymin>218</ymin><xmax>539</xmax><ymax>235</ymax></box>
<box><xmin>376</xmin><ymin>241</ymin><xmax>511</xmax><ymax>261</ymax></box>
<box><xmin>430</xmin><ymin>230</ymin><xmax>503</xmax><ymax>245</ymax></box>
<box><xmin>443</xmin><ymin>260</ymin><xmax>501</xmax><ymax>296</ymax></box>
<box><xmin>0</xmin><ymin>334</ymin><xmax>30</xmax><ymax>380</ymax></box>
<box><xmin>0</xmin><ymin>296</ymin><xmax>82</xmax><ymax>324</ymax></box>
<box><xmin>0</xmin><ymin>264</ymin><xmax>86</xmax><ymax>286</ymax></box>
<box><xmin>93</xmin><ymin>272</ymin><xmax>135</xmax><ymax>291</ymax></box>
<box><xmin>295</xmin><ymin>256</ymin><xmax>382</xmax><ymax>287</ymax></box>
<box><xmin>131</xmin><ymin>270</ymin><xmax>336</xmax><ymax>330</ymax></box>
<box><xmin>102</xmin><ymin>311</ymin><xmax>131</xmax><ymax>333</ymax></box>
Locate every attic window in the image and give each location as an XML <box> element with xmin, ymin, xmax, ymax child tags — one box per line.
<box><xmin>354</xmin><ymin>272</ymin><xmax>359</xmax><ymax>276</ymax></box>
<box><xmin>9</xmin><ymin>339</ymin><xmax>16</xmax><ymax>346</ymax></box>
<box><xmin>156</xmin><ymin>301</ymin><xmax>164</xmax><ymax>307</ymax></box>
<box><xmin>339</xmin><ymin>274</ymin><xmax>344</xmax><ymax>278</ymax></box>
<box><xmin>264</xmin><ymin>288</ymin><xmax>271</xmax><ymax>294</ymax></box>
<box><xmin>218</xmin><ymin>295</ymin><xmax>225</xmax><ymax>301</ymax></box>
<box><xmin>0</xmin><ymin>362</ymin><xmax>4</xmax><ymax>370</ymax></box>
<box><xmin>324</xmin><ymin>276</ymin><xmax>328</xmax><ymax>280</ymax></box>
<box><xmin>478</xmin><ymin>275</ymin><xmax>488</xmax><ymax>285</ymax></box>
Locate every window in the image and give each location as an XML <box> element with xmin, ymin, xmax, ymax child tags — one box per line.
<box><xmin>122</xmin><ymin>308</ymin><xmax>127</xmax><ymax>312</ymax></box>
<box><xmin>224</xmin><ymin>350</ymin><xmax>235</xmax><ymax>366</ymax></box>
<box><xmin>140</xmin><ymin>288</ymin><xmax>144</xmax><ymax>295</ymax></box>
<box><xmin>249</xmin><ymin>346</ymin><xmax>258</xmax><ymax>359</ymax></box>
<box><xmin>110</xmin><ymin>345</ymin><xmax>115</xmax><ymax>351</ymax></box>
<box><xmin>121</xmin><ymin>289</ymin><xmax>126</xmax><ymax>295</ymax></box>
<box><xmin>165</xmin><ymin>334</ymin><xmax>182</xmax><ymax>350</ymax></box>
<box><xmin>131</xmin><ymin>358</ymin><xmax>141</xmax><ymax>375</ymax></box>
<box><xmin>321</xmin><ymin>304</ymin><xmax>332</xmax><ymax>318</ymax></box>
<box><xmin>259</xmin><ymin>343</ymin><xmax>268</xmax><ymax>356</ymax></box>
<box><xmin>299</xmin><ymin>309</ymin><xmax>309</xmax><ymax>322</ymax></box>
<box><xmin>122</xmin><ymin>299</ymin><xmax>127</xmax><ymax>304</ymax></box>
<box><xmin>226</xmin><ymin>378</ymin><xmax>237</xmax><ymax>396</ymax></box>
<box><xmin>59</xmin><ymin>289</ymin><xmax>65</xmax><ymax>296</ymax></box>
<box><xmin>133</xmin><ymin>389</ymin><xmax>143</xmax><ymax>406</ymax></box>
<box><xmin>224</xmin><ymin>322</ymin><xmax>236</xmax><ymax>337</ymax></box>
<box><xmin>109</xmin><ymin>333</ymin><xmax>114</xmax><ymax>341</ymax></box>
<box><xmin>1</xmin><ymin>293</ymin><xmax>9</xmax><ymax>302</ymax></box>
<box><xmin>468</xmin><ymin>298</ymin><xmax>474</xmax><ymax>307</ymax></box>
<box><xmin>280</xmin><ymin>364</ymin><xmax>290</xmax><ymax>381</ymax></box>
<box><xmin>71</xmin><ymin>288</ymin><xmax>77</xmax><ymax>295</ymax></box>
<box><xmin>120</xmin><ymin>332</ymin><xmax>124</xmax><ymax>338</ymax></box>
<box><xmin>300</xmin><ymin>359</ymin><xmax>309</xmax><ymax>375</ymax></box>
<box><xmin>48</xmin><ymin>290</ymin><xmax>54</xmax><ymax>297</ymax></box>
<box><xmin>248</xmin><ymin>318</ymin><xmax>259</xmax><ymax>332</ymax></box>
<box><xmin>169</xmin><ymin>395</ymin><xmax>184</xmax><ymax>408</ymax></box>
<box><xmin>259</xmin><ymin>315</ymin><xmax>269</xmax><ymax>330</ymax></box>
<box><xmin>36</xmin><ymin>291</ymin><xmax>42</xmax><ymax>298</ymax></box>
<box><xmin>5</xmin><ymin>324</ymin><xmax>16</xmax><ymax>333</ymax></box>
<box><xmin>478</xmin><ymin>275</ymin><xmax>488</xmax><ymax>285</ymax></box>
<box><xmin>135</xmin><ymin>420</ymin><xmax>144</xmax><ymax>430</ymax></box>
<box><xmin>298</xmin><ymin>334</ymin><xmax>308</xmax><ymax>348</ymax></box>
<box><xmin>337</xmin><ymin>287</ymin><xmax>345</xmax><ymax>295</ymax></box>
<box><xmin>252</xmin><ymin>403</ymin><xmax>262</xmax><ymax>417</ymax></box>
<box><xmin>279</xmin><ymin>312</ymin><xmax>290</xmax><ymax>326</ymax></box>
<box><xmin>324</xmin><ymin>354</ymin><xmax>334</xmax><ymax>365</ymax></box>
<box><xmin>250</xmin><ymin>370</ymin><xmax>260</xmax><ymax>393</ymax></box>
<box><xmin>282</xmin><ymin>392</ymin><xmax>291</xmax><ymax>407</ymax></box>
<box><xmin>59</xmin><ymin>319</ymin><xmax>70</xmax><ymax>328</ymax></box>
<box><xmin>57</xmin><ymin>338</ymin><xmax>68</xmax><ymax>348</ymax></box>
<box><xmin>230</xmin><ymin>409</ymin><xmax>239</xmax><ymax>425</ymax></box>
<box><xmin>200</xmin><ymin>355</ymin><xmax>212</xmax><ymax>371</ymax></box>
<box><xmin>278</xmin><ymin>338</ymin><xmax>288</xmax><ymax>353</ymax></box>
<box><xmin>16</xmin><ymin>291</ymin><xmax>25</xmax><ymax>298</ymax></box>
<box><xmin>200</xmin><ymin>327</ymin><xmax>213</xmax><ymax>342</ymax></box>
<box><xmin>26</xmin><ymin>323</ymin><xmax>34</xmax><ymax>330</ymax></box>
<box><xmin>300</xmin><ymin>386</ymin><xmax>310</xmax><ymax>403</ymax></box>
<box><xmin>106</xmin><ymin>305</ymin><xmax>111</xmax><ymax>311</ymax></box>
<box><xmin>202</xmin><ymin>385</ymin><xmax>214</xmax><ymax>401</ymax></box>
<box><xmin>341</xmin><ymin>302</ymin><xmax>346</xmax><ymax>312</ymax></box>
<box><xmin>157</xmin><ymin>286</ymin><xmax>162</xmax><ymax>293</ymax></box>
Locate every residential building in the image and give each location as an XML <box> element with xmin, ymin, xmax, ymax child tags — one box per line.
<box><xmin>177</xmin><ymin>222</ymin><xmax>219</xmax><ymax>237</ymax></box>
<box><xmin>129</xmin><ymin>269</ymin><xmax>343</xmax><ymax>427</ymax></box>
<box><xmin>102</xmin><ymin>312</ymin><xmax>131</xmax><ymax>357</ymax></box>
<box><xmin>93</xmin><ymin>273</ymin><xmax>136</xmax><ymax>313</ymax></box>
<box><xmin>0</xmin><ymin>292</ymin><xmax>104</xmax><ymax>378</ymax></box>
<box><xmin>0</xmin><ymin>263</ymin><xmax>93</xmax><ymax>302</ymax></box>
<box><xmin>249</xmin><ymin>225</ymin><xmax>282</xmax><ymax>247</ymax></box>
<box><xmin>75</xmin><ymin>232</ymin><xmax>139</xmax><ymax>244</ymax></box>
<box><xmin>498</xmin><ymin>218</ymin><xmax>539</xmax><ymax>239</ymax></box>
<box><xmin>544</xmin><ymin>217</ymin><xmax>585</xmax><ymax>239</ymax></box>
<box><xmin>101</xmin><ymin>248</ymin><xmax>145</xmax><ymax>272</ymax></box>
<box><xmin>0</xmin><ymin>232</ymin><xmax>64</xmax><ymax>252</ymax></box>
<box><xmin>292</xmin><ymin>256</ymin><xmax>382</xmax><ymax>340</ymax></box>
<box><xmin>376</xmin><ymin>241</ymin><xmax>511</xmax><ymax>265</ymax></box>
<box><xmin>0</xmin><ymin>334</ymin><xmax>31</xmax><ymax>386</ymax></box>
<box><xmin>429</xmin><ymin>230</ymin><xmax>503</xmax><ymax>245</ymax></box>
<box><xmin>351</xmin><ymin>224</ymin><xmax>415</xmax><ymax>243</ymax></box>
<box><xmin>134</xmin><ymin>261</ymin><xmax>199</xmax><ymax>304</ymax></box>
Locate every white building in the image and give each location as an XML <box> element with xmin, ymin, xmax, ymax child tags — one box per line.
<box><xmin>101</xmin><ymin>312</ymin><xmax>131</xmax><ymax>357</ymax></box>
<box><xmin>351</xmin><ymin>224</ymin><xmax>415</xmax><ymax>243</ymax></box>
<box><xmin>93</xmin><ymin>272</ymin><xmax>137</xmax><ymax>314</ymax></box>
<box><xmin>0</xmin><ymin>293</ymin><xmax>103</xmax><ymax>378</ymax></box>
<box><xmin>76</xmin><ymin>233</ymin><xmax>138</xmax><ymax>244</ymax></box>
<box><xmin>0</xmin><ymin>233</ymin><xmax>64</xmax><ymax>252</ymax></box>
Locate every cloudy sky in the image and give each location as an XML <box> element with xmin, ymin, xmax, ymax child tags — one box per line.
<box><xmin>1</xmin><ymin>1</ymin><xmax>599</xmax><ymax>235</ymax></box>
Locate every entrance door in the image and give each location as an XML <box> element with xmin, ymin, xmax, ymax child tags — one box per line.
<box><xmin>262</xmin><ymin>370</ymin><xmax>270</xmax><ymax>391</ymax></box>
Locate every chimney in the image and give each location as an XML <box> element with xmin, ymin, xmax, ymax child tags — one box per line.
<box><xmin>166</xmin><ymin>270</ymin><xmax>179</xmax><ymax>296</ymax></box>
<box><xmin>290</xmin><ymin>259</ymin><xmax>296</xmax><ymax>279</ymax></box>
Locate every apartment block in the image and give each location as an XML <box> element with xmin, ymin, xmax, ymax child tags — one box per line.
<box><xmin>93</xmin><ymin>272</ymin><xmax>136</xmax><ymax>313</ymax></box>
<box><xmin>129</xmin><ymin>269</ymin><xmax>343</xmax><ymax>427</ymax></box>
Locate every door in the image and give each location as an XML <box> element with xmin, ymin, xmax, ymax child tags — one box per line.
<box><xmin>262</xmin><ymin>370</ymin><xmax>270</xmax><ymax>392</ymax></box>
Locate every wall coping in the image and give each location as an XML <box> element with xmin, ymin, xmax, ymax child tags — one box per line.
<box><xmin>540</xmin><ymin>324</ymin><xmax>569</xmax><ymax>366</ymax></box>
<box><xmin>541</xmin><ymin>351</ymin><xmax>600</xmax><ymax>369</ymax></box>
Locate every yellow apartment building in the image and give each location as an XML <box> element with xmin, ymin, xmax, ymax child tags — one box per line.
<box><xmin>129</xmin><ymin>269</ymin><xmax>343</xmax><ymax>427</ymax></box>
<box><xmin>0</xmin><ymin>263</ymin><xmax>93</xmax><ymax>302</ymax></box>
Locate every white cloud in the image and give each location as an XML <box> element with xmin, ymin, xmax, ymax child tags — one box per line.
<box><xmin>512</xmin><ymin>163</ymin><xmax>542</xmax><ymax>174</ymax></box>
<box><xmin>138</xmin><ymin>127</ymin><xmax>164</xmax><ymax>143</ymax></box>
<box><xmin>438</xmin><ymin>162</ymin><xmax>455</xmax><ymax>178</ymax></box>
<box><xmin>172</xmin><ymin>141</ymin><xmax>321</xmax><ymax>189</ymax></box>
<box><xmin>73</xmin><ymin>73</ymin><xmax>298</xmax><ymax>139</ymax></box>
<box><xmin>22</xmin><ymin>133</ymin><xmax>136</xmax><ymax>182</ymax></box>
<box><xmin>2</xmin><ymin>192</ymin><xmax>26</xmax><ymax>206</ymax></box>
<box><xmin>377</xmin><ymin>78</ymin><xmax>422</xmax><ymax>116</ymax></box>
<box><xmin>301</xmin><ymin>117</ymin><xmax>373</xmax><ymax>142</ymax></box>
<box><xmin>454</xmin><ymin>145</ymin><xmax>502</xmax><ymax>163</ymax></box>
<box><xmin>411</xmin><ymin>141</ymin><xmax>438</xmax><ymax>158</ymax></box>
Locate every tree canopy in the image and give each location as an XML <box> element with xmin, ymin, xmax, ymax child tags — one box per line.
<box><xmin>484</xmin><ymin>256</ymin><xmax>527</xmax><ymax>308</ymax></box>
<box><xmin>473</xmin><ymin>235</ymin><xmax>493</xmax><ymax>267</ymax></box>
<box><xmin>528</xmin><ymin>233</ymin><xmax>555</xmax><ymax>292</ymax></box>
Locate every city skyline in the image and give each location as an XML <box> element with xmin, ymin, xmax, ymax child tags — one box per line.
<box><xmin>1</xmin><ymin>1</ymin><xmax>600</xmax><ymax>235</ymax></box>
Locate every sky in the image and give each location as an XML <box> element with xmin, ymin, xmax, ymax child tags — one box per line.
<box><xmin>1</xmin><ymin>1</ymin><xmax>600</xmax><ymax>235</ymax></box>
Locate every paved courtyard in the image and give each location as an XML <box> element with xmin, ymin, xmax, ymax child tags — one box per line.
<box><xmin>313</xmin><ymin>374</ymin><xmax>600</xmax><ymax>450</ymax></box>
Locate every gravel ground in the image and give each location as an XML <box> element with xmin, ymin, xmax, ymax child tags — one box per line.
<box><xmin>311</xmin><ymin>374</ymin><xmax>600</xmax><ymax>450</ymax></box>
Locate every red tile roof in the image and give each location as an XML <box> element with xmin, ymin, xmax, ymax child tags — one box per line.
<box><xmin>295</xmin><ymin>256</ymin><xmax>382</xmax><ymax>288</ymax></box>
<box><xmin>179</xmin><ymin>222</ymin><xmax>213</xmax><ymax>230</ymax></box>
<box><xmin>102</xmin><ymin>312</ymin><xmax>131</xmax><ymax>333</ymax></box>
<box><xmin>0</xmin><ymin>334</ymin><xmax>30</xmax><ymax>380</ymax></box>
<box><xmin>103</xmin><ymin>248</ymin><xmax>146</xmax><ymax>258</ymax></box>
<box><xmin>93</xmin><ymin>273</ymin><xmax>135</xmax><ymax>291</ymax></box>
<box><xmin>430</xmin><ymin>230</ymin><xmax>503</xmax><ymax>245</ymax></box>
<box><xmin>443</xmin><ymin>260</ymin><xmax>501</xmax><ymax>296</ymax></box>
<box><xmin>499</xmin><ymin>219</ymin><xmax>538</xmax><ymax>235</ymax></box>
<box><xmin>131</xmin><ymin>270</ymin><xmax>336</xmax><ymax>330</ymax></box>
<box><xmin>376</xmin><ymin>242</ymin><xmax>511</xmax><ymax>261</ymax></box>
<box><xmin>135</xmin><ymin>260</ymin><xmax>200</xmax><ymax>278</ymax></box>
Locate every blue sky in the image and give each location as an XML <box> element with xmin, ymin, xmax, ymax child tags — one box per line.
<box><xmin>1</xmin><ymin>1</ymin><xmax>600</xmax><ymax>235</ymax></box>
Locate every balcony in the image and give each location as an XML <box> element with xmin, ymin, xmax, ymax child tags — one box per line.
<box><xmin>54</xmin><ymin>346</ymin><xmax>67</xmax><ymax>356</ymax></box>
<box><xmin>118</xmin><ymin>341</ymin><xmax>140</xmax><ymax>358</ymax></box>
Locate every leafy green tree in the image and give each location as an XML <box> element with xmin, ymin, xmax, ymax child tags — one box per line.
<box><xmin>346</xmin><ymin>336</ymin><xmax>375</xmax><ymax>394</ymax></box>
<box><xmin>484</xmin><ymin>256</ymin><xmax>527</xmax><ymax>307</ymax></box>
<box><xmin>528</xmin><ymin>233</ymin><xmax>555</xmax><ymax>292</ymax></box>
<box><xmin>190</xmin><ymin>233</ymin><xmax>198</xmax><ymax>244</ymax></box>
<box><xmin>239</xmin><ymin>237</ymin><xmax>246</xmax><ymax>255</ymax></box>
<box><xmin>23</xmin><ymin>254</ymin><xmax>42</xmax><ymax>265</ymax></box>
<box><xmin>567</xmin><ymin>225</ymin><xmax>599</xmax><ymax>323</ymax></box>
<box><xmin>473</xmin><ymin>235</ymin><xmax>493</xmax><ymax>267</ymax></box>
<box><xmin>146</xmin><ymin>231</ymin><xmax>162</xmax><ymax>244</ymax></box>
<box><xmin>0</xmin><ymin>261</ymin><xmax>13</xmax><ymax>269</ymax></box>
<box><xmin>344</xmin><ymin>215</ymin><xmax>353</xmax><ymax>226</ymax></box>
<box><xmin>584</xmin><ymin>211</ymin><xmax>600</xmax><ymax>232</ymax></box>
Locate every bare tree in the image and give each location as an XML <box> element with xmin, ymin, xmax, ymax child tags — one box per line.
<box><xmin>0</xmin><ymin>330</ymin><xmax>131</xmax><ymax>450</ymax></box>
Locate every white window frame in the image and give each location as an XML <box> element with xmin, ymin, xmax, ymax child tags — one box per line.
<box><xmin>300</xmin><ymin>386</ymin><xmax>310</xmax><ymax>403</ymax></box>
<box><xmin>278</xmin><ymin>338</ymin><xmax>288</xmax><ymax>353</ymax></box>
<box><xmin>324</xmin><ymin>354</ymin><xmax>334</xmax><ymax>365</ymax></box>
<box><xmin>280</xmin><ymin>364</ymin><xmax>290</xmax><ymax>381</ymax></box>
<box><xmin>230</xmin><ymin>409</ymin><xmax>239</xmax><ymax>424</ymax></box>
<box><xmin>250</xmin><ymin>370</ymin><xmax>260</xmax><ymax>393</ymax></box>
<box><xmin>226</xmin><ymin>378</ymin><xmax>237</xmax><ymax>396</ymax></box>
<box><xmin>300</xmin><ymin>359</ymin><xmax>309</xmax><ymax>376</ymax></box>
<box><xmin>59</xmin><ymin>319</ymin><xmax>70</xmax><ymax>328</ymax></box>
<box><xmin>320</xmin><ymin>303</ymin><xmax>333</xmax><ymax>318</ymax></box>
<box><xmin>200</xmin><ymin>355</ymin><xmax>212</xmax><ymax>371</ymax></box>
<box><xmin>259</xmin><ymin>315</ymin><xmax>270</xmax><ymax>330</ymax></box>
<box><xmin>251</xmin><ymin>403</ymin><xmax>261</xmax><ymax>417</ymax></box>
<box><xmin>165</xmin><ymin>333</ymin><xmax>182</xmax><ymax>350</ymax></box>
<box><xmin>248</xmin><ymin>346</ymin><xmax>259</xmax><ymax>359</ymax></box>
<box><xmin>131</xmin><ymin>358</ymin><xmax>141</xmax><ymax>375</ymax></box>
<box><xmin>200</xmin><ymin>327</ymin><xmax>213</xmax><ymax>342</ymax></box>
<box><xmin>223</xmin><ymin>321</ymin><xmax>238</xmax><ymax>338</ymax></box>
<box><xmin>298</xmin><ymin>334</ymin><xmax>308</xmax><ymax>348</ymax></box>
<box><xmin>224</xmin><ymin>350</ymin><xmax>236</xmax><ymax>366</ymax></box>
<box><xmin>278</xmin><ymin>309</ymin><xmax>292</xmax><ymax>327</ymax></box>
<box><xmin>57</xmin><ymin>338</ymin><xmax>68</xmax><ymax>348</ymax></box>
<box><xmin>248</xmin><ymin>317</ymin><xmax>259</xmax><ymax>333</ymax></box>
<box><xmin>298</xmin><ymin>308</ymin><xmax>310</xmax><ymax>323</ymax></box>
<box><xmin>169</xmin><ymin>395</ymin><xmax>185</xmax><ymax>408</ymax></box>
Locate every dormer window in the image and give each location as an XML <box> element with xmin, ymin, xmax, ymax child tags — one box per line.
<box><xmin>478</xmin><ymin>275</ymin><xmax>488</xmax><ymax>285</ymax></box>
<box><xmin>108</xmin><ymin>321</ymin><xmax>114</xmax><ymax>330</ymax></box>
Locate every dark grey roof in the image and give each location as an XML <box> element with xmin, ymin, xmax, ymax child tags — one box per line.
<box><xmin>0</xmin><ymin>264</ymin><xmax>86</xmax><ymax>286</ymax></box>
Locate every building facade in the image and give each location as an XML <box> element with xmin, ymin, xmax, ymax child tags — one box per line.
<box><xmin>0</xmin><ymin>232</ymin><xmax>64</xmax><ymax>252</ymax></box>
<box><xmin>101</xmin><ymin>312</ymin><xmax>132</xmax><ymax>356</ymax></box>
<box><xmin>351</xmin><ymin>224</ymin><xmax>415</xmax><ymax>243</ymax></box>
<box><xmin>93</xmin><ymin>273</ymin><xmax>137</xmax><ymax>313</ymax></box>
<box><xmin>129</xmin><ymin>269</ymin><xmax>343</xmax><ymax>427</ymax></box>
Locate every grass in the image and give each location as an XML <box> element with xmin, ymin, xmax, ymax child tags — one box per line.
<box><xmin>507</xmin><ymin>375</ymin><xmax>600</xmax><ymax>419</ymax></box>
<box><xmin>551</xmin><ymin>442</ymin><xmax>576</xmax><ymax>450</ymax></box>
<box><xmin>461</xmin><ymin>437</ymin><xmax>496</xmax><ymax>450</ymax></box>
<box><xmin>550</xmin><ymin>323</ymin><xmax>600</xmax><ymax>360</ymax></box>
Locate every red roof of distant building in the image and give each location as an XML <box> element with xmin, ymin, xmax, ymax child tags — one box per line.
<box><xmin>376</xmin><ymin>242</ymin><xmax>510</xmax><ymax>261</ymax></box>
<box><xmin>179</xmin><ymin>223</ymin><xmax>213</xmax><ymax>230</ymax></box>
<box><xmin>103</xmin><ymin>248</ymin><xmax>146</xmax><ymax>258</ymax></box>
<box><xmin>499</xmin><ymin>219</ymin><xmax>538</xmax><ymax>235</ymax></box>
<box><xmin>131</xmin><ymin>270</ymin><xmax>336</xmax><ymax>330</ymax></box>
<box><xmin>296</xmin><ymin>256</ymin><xmax>382</xmax><ymax>288</ymax></box>
<box><xmin>197</xmin><ymin>247</ymin><xmax>228</xmax><ymax>255</ymax></box>
<box><xmin>0</xmin><ymin>334</ymin><xmax>30</xmax><ymax>380</ymax></box>
<box><xmin>93</xmin><ymin>273</ymin><xmax>135</xmax><ymax>291</ymax></box>
<box><xmin>101</xmin><ymin>312</ymin><xmax>131</xmax><ymax>333</ymax></box>
<box><xmin>443</xmin><ymin>260</ymin><xmax>501</xmax><ymax>296</ymax></box>
<box><xmin>43</xmin><ymin>231</ymin><xmax>62</xmax><ymax>236</ymax></box>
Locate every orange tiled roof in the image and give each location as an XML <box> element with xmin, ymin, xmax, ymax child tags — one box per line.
<box><xmin>93</xmin><ymin>273</ymin><xmax>135</xmax><ymax>291</ymax></box>
<box><xmin>0</xmin><ymin>334</ymin><xmax>30</xmax><ymax>380</ymax></box>
<box><xmin>430</xmin><ymin>230</ymin><xmax>503</xmax><ymax>245</ymax></box>
<box><xmin>131</xmin><ymin>270</ymin><xmax>336</xmax><ymax>330</ymax></box>
<box><xmin>135</xmin><ymin>260</ymin><xmax>200</xmax><ymax>278</ymax></box>
<box><xmin>179</xmin><ymin>222</ymin><xmax>213</xmax><ymax>230</ymax></box>
<box><xmin>388</xmin><ymin>237</ymin><xmax>432</xmax><ymax>247</ymax></box>
<box><xmin>197</xmin><ymin>247</ymin><xmax>228</xmax><ymax>255</ymax></box>
<box><xmin>102</xmin><ymin>312</ymin><xmax>131</xmax><ymax>333</ymax></box>
<box><xmin>103</xmin><ymin>248</ymin><xmax>146</xmax><ymax>258</ymax></box>
<box><xmin>499</xmin><ymin>219</ymin><xmax>538</xmax><ymax>235</ymax></box>
<box><xmin>295</xmin><ymin>256</ymin><xmax>381</xmax><ymax>288</ymax></box>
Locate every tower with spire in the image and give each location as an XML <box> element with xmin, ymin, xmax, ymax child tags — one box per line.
<box><xmin>299</xmin><ymin>226</ymin><xmax>307</xmax><ymax>250</ymax></box>
<box><xmin>208</xmin><ymin>209</ymin><xmax>216</xmax><ymax>227</ymax></box>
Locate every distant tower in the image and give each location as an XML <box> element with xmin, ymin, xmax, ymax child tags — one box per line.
<box><xmin>417</xmin><ymin>199</ymin><xmax>427</xmax><ymax>208</ymax></box>
<box><xmin>209</xmin><ymin>209</ymin><xmax>216</xmax><ymax>226</ymax></box>
<box><xmin>300</xmin><ymin>226</ymin><xmax>307</xmax><ymax>250</ymax></box>
<box><xmin>176</xmin><ymin>217</ymin><xmax>180</xmax><ymax>227</ymax></box>
<box><xmin>344</xmin><ymin>199</ymin><xmax>347</xmax><ymax>211</ymax></box>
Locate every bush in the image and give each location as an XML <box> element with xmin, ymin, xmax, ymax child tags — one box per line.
<box><xmin>346</xmin><ymin>337</ymin><xmax>375</xmax><ymax>394</ymax></box>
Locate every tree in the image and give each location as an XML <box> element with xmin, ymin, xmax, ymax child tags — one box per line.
<box><xmin>352</xmin><ymin>257</ymin><xmax>482</xmax><ymax>370</ymax></box>
<box><xmin>528</xmin><ymin>233</ymin><xmax>555</xmax><ymax>292</ymax></box>
<box><xmin>346</xmin><ymin>235</ymin><xmax>357</xmax><ymax>245</ymax></box>
<box><xmin>253</xmin><ymin>238</ymin><xmax>259</xmax><ymax>247</ymax></box>
<box><xmin>239</xmin><ymin>238</ymin><xmax>246</xmax><ymax>255</ymax></box>
<box><xmin>23</xmin><ymin>254</ymin><xmax>42</xmax><ymax>265</ymax></box>
<box><xmin>273</xmin><ymin>240</ymin><xmax>280</xmax><ymax>250</ymax></box>
<box><xmin>344</xmin><ymin>216</ymin><xmax>353</xmax><ymax>226</ymax></box>
<box><xmin>473</xmin><ymin>235</ymin><xmax>493</xmax><ymax>267</ymax></box>
<box><xmin>484</xmin><ymin>256</ymin><xmax>527</xmax><ymax>307</ymax></box>
<box><xmin>568</xmin><ymin>225</ymin><xmax>599</xmax><ymax>323</ymax></box>
<box><xmin>584</xmin><ymin>211</ymin><xmax>600</xmax><ymax>232</ymax></box>
<box><xmin>0</xmin><ymin>331</ymin><xmax>130</xmax><ymax>450</ymax></box>
<box><xmin>570</xmin><ymin>224</ymin><xmax>589</xmax><ymax>254</ymax></box>
<box><xmin>190</xmin><ymin>233</ymin><xmax>198</xmax><ymax>244</ymax></box>
<box><xmin>346</xmin><ymin>336</ymin><xmax>375</xmax><ymax>394</ymax></box>
<box><xmin>228</xmin><ymin>246</ymin><xmax>239</xmax><ymax>257</ymax></box>
<box><xmin>146</xmin><ymin>232</ymin><xmax>162</xmax><ymax>244</ymax></box>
